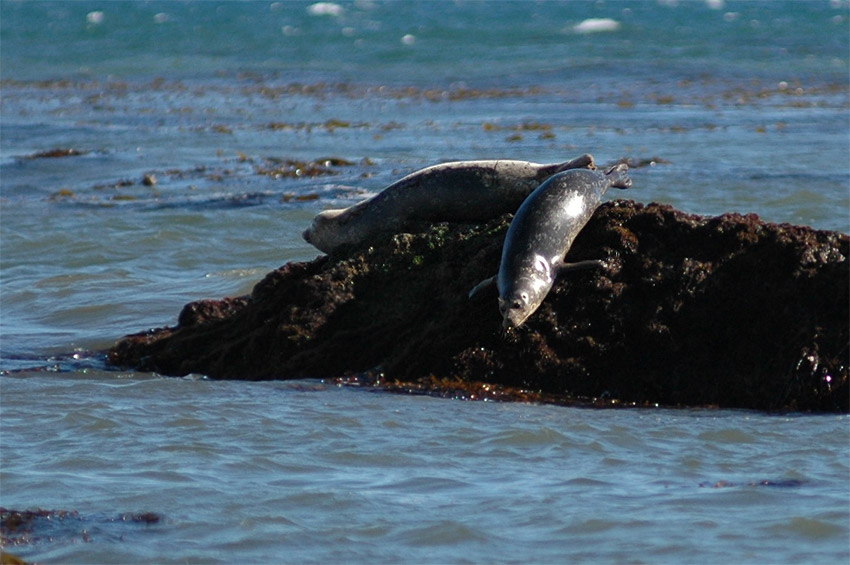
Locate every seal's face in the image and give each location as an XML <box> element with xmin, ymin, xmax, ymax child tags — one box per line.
<box><xmin>498</xmin><ymin>255</ymin><xmax>556</xmax><ymax>328</ymax></box>
<box><xmin>498</xmin><ymin>284</ymin><xmax>547</xmax><ymax>329</ymax></box>
<box><xmin>302</xmin><ymin>209</ymin><xmax>347</xmax><ymax>253</ymax></box>
<box><xmin>498</xmin><ymin>292</ymin><xmax>524</xmax><ymax>328</ymax></box>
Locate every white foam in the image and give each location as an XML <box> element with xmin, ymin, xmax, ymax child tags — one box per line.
<box><xmin>86</xmin><ymin>11</ymin><xmax>104</xmax><ymax>25</ymax></box>
<box><xmin>572</xmin><ymin>18</ymin><xmax>621</xmax><ymax>34</ymax></box>
<box><xmin>307</xmin><ymin>2</ymin><xmax>343</xmax><ymax>17</ymax></box>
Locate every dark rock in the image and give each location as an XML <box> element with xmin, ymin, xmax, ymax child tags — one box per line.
<box><xmin>107</xmin><ymin>201</ymin><xmax>849</xmax><ymax>412</ymax></box>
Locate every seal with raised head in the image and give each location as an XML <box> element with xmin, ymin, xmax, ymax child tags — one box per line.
<box><xmin>302</xmin><ymin>154</ymin><xmax>595</xmax><ymax>254</ymax></box>
<box><xmin>470</xmin><ymin>164</ymin><xmax>632</xmax><ymax>329</ymax></box>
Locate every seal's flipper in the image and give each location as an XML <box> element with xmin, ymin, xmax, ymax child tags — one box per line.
<box><xmin>468</xmin><ymin>275</ymin><xmax>496</xmax><ymax>298</ymax></box>
<box><xmin>554</xmin><ymin>259</ymin><xmax>606</xmax><ymax>277</ymax></box>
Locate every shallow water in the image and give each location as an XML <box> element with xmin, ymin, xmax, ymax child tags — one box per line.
<box><xmin>1</xmin><ymin>1</ymin><xmax>849</xmax><ymax>563</ymax></box>
<box><xmin>3</xmin><ymin>373</ymin><xmax>849</xmax><ymax>564</ymax></box>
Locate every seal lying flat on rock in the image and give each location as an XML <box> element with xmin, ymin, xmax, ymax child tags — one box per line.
<box><xmin>471</xmin><ymin>164</ymin><xmax>632</xmax><ymax>328</ymax></box>
<box><xmin>303</xmin><ymin>154</ymin><xmax>596</xmax><ymax>254</ymax></box>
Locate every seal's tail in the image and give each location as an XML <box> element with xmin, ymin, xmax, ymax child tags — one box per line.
<box><xmin>604</xmin><ymin>163</ymin><xmax>632</xmax><ymax>189</ymax></box>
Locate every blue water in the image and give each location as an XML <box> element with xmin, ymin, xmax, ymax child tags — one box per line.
<box><xmin>3</xmin><ymin>1</ymin><xmax>847</xmax><ymax>84</ymax></box>
<box><xmin>1</xmin><ymin>1</ymin><xmax>848</xmax><ymax>563</ymax></box>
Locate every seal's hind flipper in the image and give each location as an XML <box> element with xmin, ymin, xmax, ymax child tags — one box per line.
<box><xmin>468</xmin><ymin>275</ymin><xmax>496</xmax><ymax>298</ymax></box>
<box><xmin>537</xmin><ymin>154</ymin><xmax>597</xmax><ymax>180</ymax></box>
<box><xmin>556</xmin><ymin>153</ymin><xmax>596</xmax><ymax>173</ymax></box>
<box><xmin>604</xmin><ymin>163</ymin><xmax>632</xmax><ymax>189</ymax></box>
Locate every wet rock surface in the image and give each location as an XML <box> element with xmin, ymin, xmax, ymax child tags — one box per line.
<box><xmin>108</xmin><ymin>201</ymin><xmax>849</xmax><ymax>412</ymax></box>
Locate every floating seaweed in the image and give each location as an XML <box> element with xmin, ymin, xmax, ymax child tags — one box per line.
<box><xmin>24</xmin><ymin>148</ymin><xmax>87</xmax><ymax>159</ymax></box>
<box><xmin>0</xmin><ymin>507</ymin><xmax>161</xmax><ymax>548</ymax></box>
<box><xmin>254</xmin><ymin>156</ymin><xmax>354</xmax><ymax>179</ymax></box>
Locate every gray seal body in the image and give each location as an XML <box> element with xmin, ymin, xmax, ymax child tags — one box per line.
<box><xmin>494</xmin><ymin>164</ymin><xmax>631</xmax><ymax>328</ymax></box>
<box><xmin>303</xmin><ymin>154</ymin><xmax>595</xmax><ymax>254</ymax></box>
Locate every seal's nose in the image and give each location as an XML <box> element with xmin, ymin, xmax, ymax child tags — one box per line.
<box><xmin>302</xmin><ymin>228</ymin><xmax>312</xmax><ymax>243</ymax></box>
<box><xmin>502</xmin><ymin>306</ymin><xmax>526</xmax><ymax>329</ymax></box>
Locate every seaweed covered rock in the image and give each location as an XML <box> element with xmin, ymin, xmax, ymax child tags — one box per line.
<box><xmin>108</xmin><ymin>201</ymin><xmax>849</xmax><ymax>412</ymax></box>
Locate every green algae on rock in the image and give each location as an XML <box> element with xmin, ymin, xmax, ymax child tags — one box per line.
<box><xmin>108</xmin><ymin>201</ymin><xmax>849</xmax><ymax>412</ymax></box>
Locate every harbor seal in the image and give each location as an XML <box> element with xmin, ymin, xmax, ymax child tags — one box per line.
<box><xmin>470</xmin><ymin>164</ymin><xmax>632</xmax><ymax>329</ymax></box>
<box><xmin>302</xmin><ymin>154</ymin><xmax>595</xmax><ymax>254</ymax></box>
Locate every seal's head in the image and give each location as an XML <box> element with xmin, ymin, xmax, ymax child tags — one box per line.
<box><xmin>302</xmin><ymin>208</ymin><xmax>348</xmax><ymax>254</ymax></box>
<box><xmin>499</xmin><ymin>292</ymin><xmax>529</xmax><ymax>329</ymax></box>
<box><xmin>498</xmin><ymin>277</ymin><xmax>551</xmax><ymax>329</ymax></box>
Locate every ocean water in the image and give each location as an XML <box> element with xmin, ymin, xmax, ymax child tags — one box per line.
<box><xmin>1</xmin><ymin>1</ymin><xmax>848</xmax><ymax>563</ymax></box>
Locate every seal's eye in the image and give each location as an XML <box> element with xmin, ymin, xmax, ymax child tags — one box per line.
<box><xmin>510</xmin><ymin>292</ymin><xmax>528</xmax><ymax>310</ymax></box>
